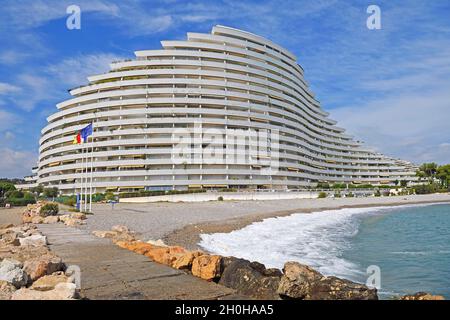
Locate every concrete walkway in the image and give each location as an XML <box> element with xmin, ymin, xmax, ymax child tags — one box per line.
<box><xmin>38</xmin><ymin>224</ymin><xmax>241</xmax><ymax>300</ymax></box>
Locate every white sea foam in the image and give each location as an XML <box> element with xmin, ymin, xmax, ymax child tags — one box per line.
<box><xmin>199</xmin><ymin>206</ymin><xmax>399</xmax><ymax>280</ymax></box>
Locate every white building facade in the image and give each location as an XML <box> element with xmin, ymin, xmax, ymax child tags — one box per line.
<box><xmin>28</xmin><ymin>26</ymin><xmax>416</xmax><ymax>194</ymax></box>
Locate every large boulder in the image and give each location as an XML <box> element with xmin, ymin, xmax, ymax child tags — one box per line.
<box><xmin>64</xmin><ymin>218</ymin><xmax>86</xmax><ymax>227</ymax></box>
<box><xmin>30</xmin><ymin>272</ymin><xmax>70</xmax><ymax>291</ymax></box>
<box><xmin>0</xmin><ymin>280</ymin><xmax>16</xmax><ymax>300</ymax></box>
<box><xmin>218</xmin><ymin>257</ymin><xmax>282</xmax><ymax>300</ymax></box>
<box><xmin>0</xmin><ymin>231</ymin><xmax>20</xmax><ymax>246</ymax></box>
<box><xmin>23</xmin><ymin>253</ymin><xmax>64</xmax><ymax>282</ymax></box>
<box><xmin>19</xmin><ymin>234</ymin><xmax>47</xmax><ymax>247</ymax></box>
<box><xmin>145</xmin><ymin>247</ymin><xmax>172</xmax><ymax>265</ymax></box>
<box><xmin>191</xmin><ymin>255</ymin><xmax>222</xmax><ymax>281</ymax></box>
<box><xmin>70</xmin><ymin>213</ymin><xmax>86</xmax><ymax>220</ymax></box>
<box><xmin>400</xmin><ymin>292</ymin><xmax>445</xmax><ymax>300</ymax></box>
<box><xmin>0</xmin><ymin>259</ymin><xmax>29</xmax><ymax>288</ymax></box>
<box><xmin>172</xmin><ymin>251</ymin><xmax>204</xmax><ymax>270</ymax></box>
<box><xmin>22</xmin><ymin>201</ymin><xmax>57</xmax><ymax>222</ymax></box>
<box><xmin>125</xmin><ymin>241</ymin><xmax>155</xmax><ymax>255</ymax></box>
<box><xmin>277</xmin><ymin>262</ymin><xmax>378</xmax><ymax>300</ymax></box>
<box><xmin>31</xmin><ymin>216</ymin><xmax>44</xmax><ymax>224</ymax></box>
<box><xmin>11</xmin><ymin>282</ymin><xmax>77</xmax><ymax>300</ymax></box>
<box><xmin>42</xmin><ymin>216</ymin><xmax>59</xmax><ymax>224</ymax></box>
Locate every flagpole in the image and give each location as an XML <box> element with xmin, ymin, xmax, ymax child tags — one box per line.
<box><xmin>89</xmin><ymin>123</ymin><xmax>94</xmax><ymax>213</ymax></box>
<box><xmin>84</xmin><ymin>140</ymin><xmax>88</xmax><ymax>213</ymax></box>
<box><xmin>80</xmin><ymin>142</ymin><xmax>84</xmax><ymax>210</ymax></box>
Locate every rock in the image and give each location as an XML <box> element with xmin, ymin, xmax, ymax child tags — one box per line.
<box><xmin>172</xmin><ymin>251</ymin><xmax>204</xmax><ymax>270</ymax></box>
<box><xmin>400</xmin><ymin>292</ymin><xmax>445</xmax><ymax>300</ymax></box>
<box><xmin>23</xmin><ymin>253</ymin><xmax>64</xmax><ymax>282</ymax></box>
<box><xmin>0</xmin><ymin>243</ymin><xmax>50</xmax><ymax>263</ymax></box>
<box><xmin>11</xmin><ymin>282</ymin><xmax>77</xmax><ymax>300</ymax></box>
<box><xmin>31</xmin><ymin>272</ymin><xmax>70</xmax><ymax>291</ymax></box>
<box><xmin>191</xmin><ymin>255</ymin><xmax>222</xmax><ymax>281</ymax></box>
<box><xmin>22</xmin><ymin>216</ymin><xmax>33</xmax><ymax>224</ymax></box>
<box><xmin>124</xmin><ymin>241</ymin><xmax>155</xmax><ymax>255</ymax></box>
<box><xmin>277</xmin><ymin>262</ymin><xmax>378</xmax><ymax>300</ymax></box>
<box><xmin>0</xmin><ymin>280</ymin><xmax>16</xmax><ymax>300</ymax></box>
<box><xmin>147</xmin><ymin>239</ymin><xmax>168</xmax><ymax>247</ymax></box>
<box><xmin>92</xmin><ymin>230</ymin><xmax>117</xmax><ymax>239</ymax></box>
<box><xmin>70</xmin><ymin>213</ymin><xmax>86</xmax><ymax>220</ymax></box>
<box><xmin>31</xmin><ymin>216</ymin><xmax>44</xmax><ymax>224</ymax></box>
<box><xmin>144</xmin><ymin>246</ymin><xmax>172</xmax><ymax>265</ymax></box>
<box><xmin>0</xmin><ymin>231</ymin><xmax>20</xmax><ymax>246</ymax></box>
<box><xmin>219</xmin><ymin>257</ymin><xmax>282</xmax><ymax>300</ymax></box>
<box><xmin>111</xmin><ymin>232</ymin><xmax>136</xmax><ymax>243</ymax></box>
<box><xmin>64</xmin><ymin>218</ymin><xmax>85</xmax><ymax>227</ymax></box>
<box><xmin>22</xmin><ymin>201</ymin><xmax>57</xmax><ymax>223</ymax></box>
<box><xmin>42</xmin><ymin>216</ymin><xmax>59</xmax><ymax>224</ymax></box>
<box><xmin>58</xmin><ymin>214</ymin><xmax>71</xmax><ymax>223</ymax></box>
<box><xmin>111</xmin><ymin>225</ymin><xmax>129</xmax><ymax>233</ymax></box>
<box><xmin>0</xmin><ymin>259</ymin><xmax>29</xmax><ymax>288</ymax></box>
<box><xmin>19</xmin><ymin>234</ymin><xmax>47</xmax><ymax>247</ymax></box>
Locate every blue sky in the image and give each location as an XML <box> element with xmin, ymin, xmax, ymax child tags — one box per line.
<box><xmin>0</xmin><ymin>0</ymin><xmax>449</xmax><ymax>178</ymax></box>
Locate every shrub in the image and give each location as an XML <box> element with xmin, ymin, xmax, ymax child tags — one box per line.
<box><xmin>414</xmin><ymin>184</ymin><xmax>439</xmax><ymax>195</ymax></box>
<box><xmin>55</xmin><ymin>196</ymin><xmax>77</xmax><ymax>207</ymax></box>
<box><xmin>347</xmin><ymin>192</ymin><xmax>355</xmax><ymax>198</ymax></box>
<box><xmin>7</xmin><ymin>197</ymin><xmax>36</xmax><ymax>206</ymax></box>
<box><xmin>374</xmin><ymin>190</ymin><xmax>381</xmax><ymax>197</ymax></box>
<box><xmin>105</xmin><ymin>192</ymin><xmax>116</xmax><ymax>201</ymax></box>
<box><xmin>317</xmin><ymin>183</ymin><xmax>330</xmax><ymax>189</ymax></box>
<box><xmin>217</xmin><ymin>196</ymin><xmax>224</xmax><ymax>201</ymax></box>
<box><xmin>318</xmin><ymin>192</ymin><xmax>327</xmax><ymax>198</ymax></box>
<box><xmin>92</xmin><ymin>193</ymin><xmax>106</xmax><ymax>202</ymax></box>
<box><xmin>40</xmin><ymin>203</ymin><xmax>59</xmax><ymax>217</ymax></box>
<box><xmin>332</xmin><ymin>183</ymin><xmax>346</xmax><ymax>189</ymax></box>
<box><xmin>356</xmin><ymin>184</ymin><xmax>374</xmax><ymax>189</ymax></box>
<box><xmin>6</xmin><ymin>190</ymin><xmax>24</xmax><ymax>199</ymax></box>
<box><xmin>334</xmin><ymin>192</ymin><xmax>342</xmax><ymax>198</ymax></box>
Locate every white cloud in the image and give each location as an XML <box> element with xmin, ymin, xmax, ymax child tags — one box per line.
<box><xmin>0</xmin><ymin>148</ymin><xmax>37</xmax><ymax>178</ymax></box>
<box><xmin>1</xmin><ymin>0</ymin><xmax>119</xmax><ymax>30</ymax></box>
<box><xmin>46</xmin><ymin>53</ymin><xmax>127</xmax><ymax>87</ymax></box>
<box><xmin>330</xmin><ymin>88</ymin><xmax>450</xmax><ymax>165</ymax></box>
<box><xmin>0</xmin><ymin>109</ymin><xmax>21</xmax><ymax>131</ymax></box>
<box><xmin>0</xmin><ymin>83</ymin><xmax>21</xmax><ymax>95</ymax></box>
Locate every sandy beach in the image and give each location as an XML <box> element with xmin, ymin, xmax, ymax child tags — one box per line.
<box><xmin>77</xmin><ymin>193</ymin><xmax>450</xmax><ymax>250</ymax></box>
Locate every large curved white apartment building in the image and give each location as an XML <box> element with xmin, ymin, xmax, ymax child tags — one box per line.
<box><xmin>33</xmin><ymin>25</ymin><xmax>416</xmax><ymax>194</ymax></box>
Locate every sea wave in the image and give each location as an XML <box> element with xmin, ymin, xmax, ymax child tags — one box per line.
<box><xmin>199</xmin><ymin>206</ymin><xmax>395</xmax><ymax>280</ymax></box>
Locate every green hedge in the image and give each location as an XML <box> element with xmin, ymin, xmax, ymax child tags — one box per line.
<box><xmin>119</xmin><ymin>189</ymin><xmax>207</xmax><ymax>199</ymax></box>
<box><xmin>7</xmin><ymin>197</ymin><xmax>36</xmax><ymax>206</ymax></box>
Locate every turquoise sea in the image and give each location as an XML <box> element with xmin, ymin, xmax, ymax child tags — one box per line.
<box><xmin>200</xmin><ymin>203</ymin><xmax>450</xmax><ymax>299</ymax></box>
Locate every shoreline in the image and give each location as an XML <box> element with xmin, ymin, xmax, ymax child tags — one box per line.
<box><xmin>163</xmin><ymin>196</ymin><xmax>450</xmax><ymax>251</ymax></box>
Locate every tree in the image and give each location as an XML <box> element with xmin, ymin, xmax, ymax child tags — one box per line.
<box><xmin>416</xmin><ymin>163</ymin><xmax>438</xmax><ymax>182</ymax></box>
<box><xmin>43</xmin><ymin>187</ymin><xmax>59</xmax><ymax>198</ymax></box>
<box><xmin>30</xmin><ymin>185</ymin><xmax>44</xmax><ymax>197</ymax></box>
<box><xmin>437</xmin><ymin>164</ymin><xmax>450</xmax><ymax>188</ymax></box>
<box><xmin>0</xmin><ymin>182</ymin><xmax>16</xmax><ymax>199</ymax></box>
<box><xmin>400</xmin><ymin>180</ymin><xmax>408</xmax><ymax>187</ymax></box>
